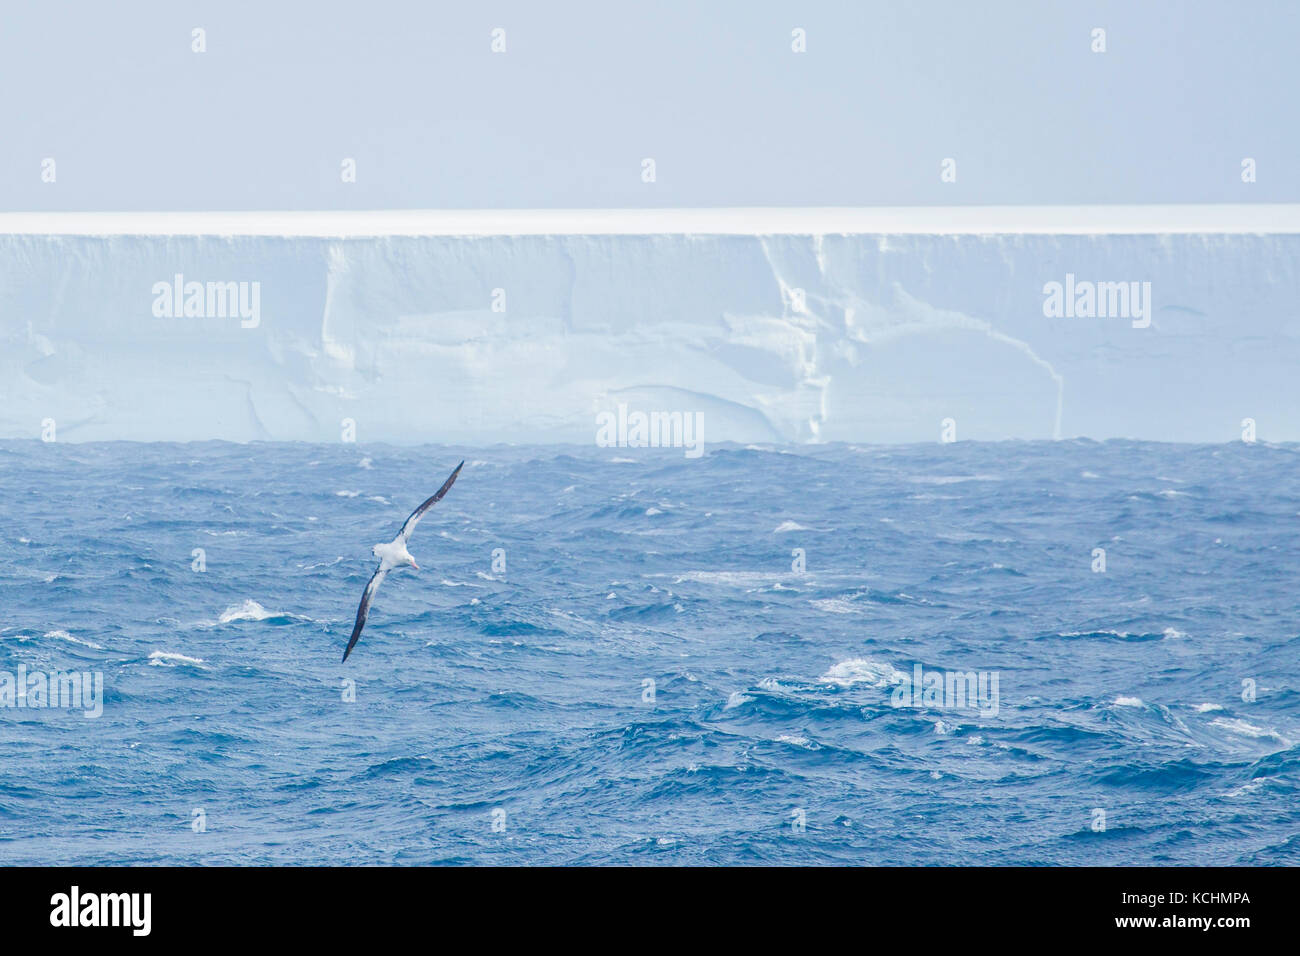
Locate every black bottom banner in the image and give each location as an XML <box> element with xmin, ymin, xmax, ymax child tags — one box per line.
<box><xmin>0</xmin><ymin>865</ymin><xmax>1284</xmax><ymax>942</ymax></box>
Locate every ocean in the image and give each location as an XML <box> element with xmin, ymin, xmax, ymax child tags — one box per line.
<box><xmin>1</xmin><ymin>439</ymin><xmax>1296</xmax><ymax>865</ymax></box>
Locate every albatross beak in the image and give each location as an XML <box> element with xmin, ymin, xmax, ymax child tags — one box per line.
<box><xmin>411</xmin><ymin>561</ymin><xmax>421</xmax><ymax>571</ymax></box>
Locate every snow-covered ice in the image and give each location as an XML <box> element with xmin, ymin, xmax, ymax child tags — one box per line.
<box><xmin>2</xmin><ymin>206</ymin><xmax>1297</xmax><ymax>444</ymax></box>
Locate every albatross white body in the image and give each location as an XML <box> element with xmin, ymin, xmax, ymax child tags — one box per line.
<box><xmin>341</xmin><ymin>460</ymin><xmax>464</xmax><ymax>663</ymax></box>
<box><xmin>372</xmin><ymin>537</ymin><xmax>419</xmax><ymax>572</ymax></box>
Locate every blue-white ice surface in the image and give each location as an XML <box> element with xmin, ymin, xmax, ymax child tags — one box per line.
<box><xmin>3</xmin><ymin>230</ymin><xmax>1299</xmax><ymax>444</ymax></box>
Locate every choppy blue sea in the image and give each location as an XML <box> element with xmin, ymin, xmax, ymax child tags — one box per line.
<box><xmin>1</xmin><ymin>440</ymin><xmax>1297</xmax><ymax>865</ymax></box>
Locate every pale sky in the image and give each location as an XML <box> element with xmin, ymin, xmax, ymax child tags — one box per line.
<box><xmin>1</xmin><ymin>0</ymin><xmax>1295</xmax><ymax>210</ymax></box>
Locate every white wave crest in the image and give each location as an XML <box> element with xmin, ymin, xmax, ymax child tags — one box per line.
<box><xmin>810</xmin><ymin>598</ymin><xmax>859</xmax><ymax>615</ymax></box>
<box><xmin>1210</xmin><ymin>717</ymin><xmax>1291</xmax><ymax>744</ymax></box>
<box><xmin>218</xmin><ymin>599</ymin><xmax>277</xmax><ymax>623</ymax></box>
<box><xmin>819</xmin><ymin>658</ymin><xmax>907</xmax><ymax>688</ymax></box>
<box><xmin>45</xmin><ymin>629</ymin><xmax>103</xmax><ymax>650</ymax></box>
<box><xmin>148</xmin><ymin>650</ymin><xmax>206</xmax><ymax>667</ymax></box>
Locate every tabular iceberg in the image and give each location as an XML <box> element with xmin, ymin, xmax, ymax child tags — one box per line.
<box><xmin>2</xmin><ymin>224</ymin><xmax>1297</xmax><ymax>444</ymax></box>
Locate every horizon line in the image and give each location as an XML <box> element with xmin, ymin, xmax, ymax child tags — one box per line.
<box><xmin>2</xmin><ymin>437</ymin><xmax>1287</xmax><ymax>448</ymax></box>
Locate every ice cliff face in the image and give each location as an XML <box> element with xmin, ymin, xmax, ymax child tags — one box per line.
<box><xmin>1</xmin><ymin>230</ymin><xmax>1297</xmax><ymax>443</ymax></box>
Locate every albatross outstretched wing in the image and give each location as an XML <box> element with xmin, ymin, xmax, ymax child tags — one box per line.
<box><xmin>342</xmin><ymin>564</ymin><xmax>387</xmax><ymax>663</ymax></box>
<box><xmin>398</xmin><ymin>460</ymin><xmax>465</xmax><ymax>543</ymax></box>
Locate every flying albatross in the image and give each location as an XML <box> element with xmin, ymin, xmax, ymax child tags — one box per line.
<box><xmin>341</xmin><ymin>460</ymin><xmax>464</xmax><ymax>663</ymax></box>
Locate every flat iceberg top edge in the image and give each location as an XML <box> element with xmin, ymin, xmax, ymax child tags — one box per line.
<box><xmin>3</xmin><ymin>204</ymin><xmax>1300</xmax><ymax>237</ymax></box>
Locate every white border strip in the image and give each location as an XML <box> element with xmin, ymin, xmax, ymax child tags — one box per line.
<box><xmin>1</xmin><ymin>205</ymin><xmax>1298</xmax><ymax>236</ymax></box>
